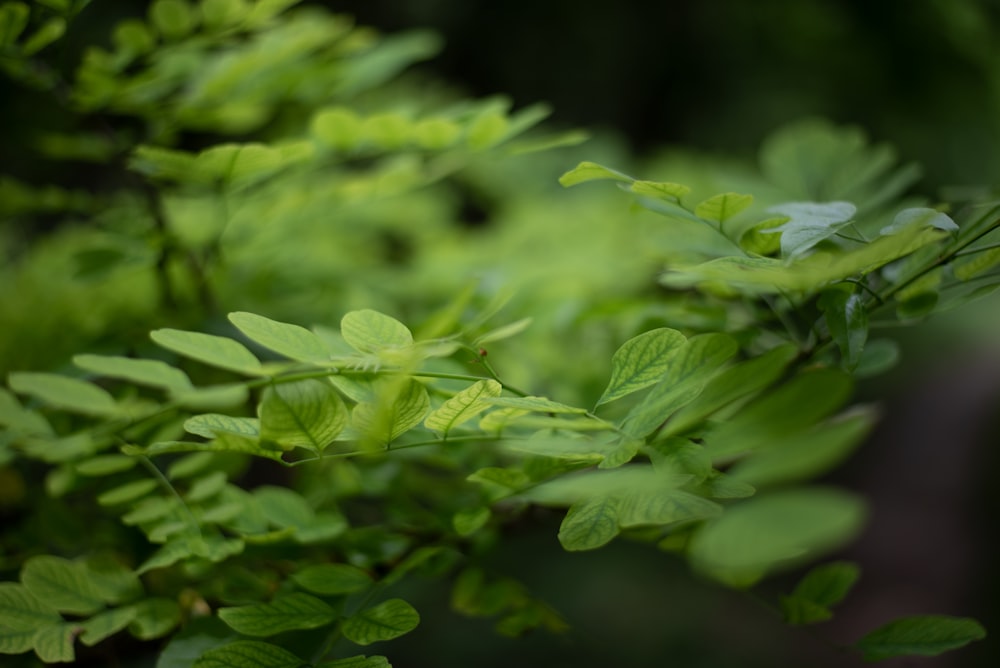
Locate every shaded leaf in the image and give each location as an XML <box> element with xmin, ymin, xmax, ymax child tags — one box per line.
<box><xmin>558</xmin><ymin>498</ymin><xmax>620</xmax><ymax>551</ymax></box>
<box><xmin>597</xmin><ymin>328</ymin><xmax>687</xmax><ymax>407</ymax></box>
<box><xmin>819</xmin><ymin>288</ymin><xmax>868</xmax><ymax>369</ymax></box>
<box><xmin>129</xmin><ymin>597</ymin><xmax>181</xmax><ymax>640</ymax></box>
<box><xmin>317</xmin><ymin>656</ymin><xmax>390</xmax><ymax>668</ymax></box>
<box><xmin>474</xmin><ymin>318</ymin><xmax>533</xmax><ymax>345</ymax></box>
<box><xmin>781</xmin><ymin>561</ymin><xmax>860</xmax><ymax>625</ymax></box>
<box><xmin>193</xmin><ymin>640</ymin><xmax>307</xmax><ymax>668</ymax></box>
<box><xmin>767</xmin><ymin>201</ymin><xmax>857</xmax><ymax>258</ymax></box>
<box><xmin>75</xmin><ymin>455</ymin><xmax>137</xmax><ymax>477</ymax></box>
<box><xmin>20</xmin><ymin>556</ymin><xmax>104</xmax><ymax>615</ymax></box>
<box><xmin>97</xmin><ymin>479</ymin><xmax>159</xmax><ymax>506</ymax></box>
<box><xmin>8</xmin><ymin>372</ymin><xmax>120</xmax><ymax>417</ymax></box>
<box><xmin>880</xmin><ymin>207</ymin><xmax>957</xmax><ymax>235</ymax></box>
<box><xmin>218</xmin><ymin>593</ymin><xmax>336</xmax><ymax>637</ymax></box>
<box><xmin>352</xmin><ymin>378</ymin><xmax>429</xmax><ymax>445</ymax></box>
<box><xmin>291</xmin><ymin>564</ymin><xmax>373</xmax><ymax>596</ymax></box>
<box><xmin>484</xmin><ymin>396</ymin><xmax>587</xmax><ymax>414</ymax></box>
<box><xmin>79</xmin><ymin>606</ymin><xmax>140</xmax><ymax>646</ymax></box>
<box><xmin>32</xmin><ymin>623</ymin><xmax>75</xmax><ymax>663</ymax></box>
<box><xmin>856</xmin><ymin>615</ymin><xmax>985</xmax><ymax>661</ymax></box>
<box><xmin>185</xmin><ymin>414</ymin><xmax>260</xmax><ymax>439</ymax></box>
<box><xmin>341</xmin><ymin>599</ymin><xmax>420</xmax><ymax>645</ymax></box>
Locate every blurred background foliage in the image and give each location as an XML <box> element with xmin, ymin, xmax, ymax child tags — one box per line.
<box><xmin>2</xmin><ymin>1</ymin><xmax>999</xmax><ymax>666</ymax></box>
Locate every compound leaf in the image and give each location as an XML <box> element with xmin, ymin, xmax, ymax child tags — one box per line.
<box><xmin>218</xmin><ymin>593</ymin><xmax>336</xmax><ymax>637</ymax></box>
<box><xmin>341</xmin><ymin>599</ymin><xmax>420</xmax><ymax>646</ymax></box>
<box><xmin>340</xmin><ymin>310</ymin><xmax>412</xmax><ymax>354</ymax></box>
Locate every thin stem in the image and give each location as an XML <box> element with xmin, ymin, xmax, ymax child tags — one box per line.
<box><xmin>136</xmin><ymin>455</ymin><xmax>202</xmax><ymax>536</ymax></box>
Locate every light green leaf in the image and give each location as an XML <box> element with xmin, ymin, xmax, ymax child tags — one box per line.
<box><xmin>253</xmin><ymin>486</ymin><xmax>314</xmax><ymax>529</ymax></box>
<box><xmin>689</xmin><ymin>488</ymin><xmax>866</xmax><ymax>586</ymax></box>
<box><xmin>201</xmin><ymin>0</ymin><xmax>251</xmax><ymax>30</ymax></box>
<box><xmin>558</xmin><ymin>498</ymin><xmax>620</xmax><ymax>551</ymax></box>
<box><xmin>79</xmin><ymin>606</ymin><xmax>140</xmax><ymax>646</ymax></box>
<box><xmin>259</xmin><ymin>380</ymin><xmax>348</xmax><ymax>451</ymax></box>
<box><xmin>151</xmin><ymin>329</ymin><xmax>263</xmax><ymax>375</ymax></box>
<box><xmin>695</xmin><ymin>192</ymin><xmax>754</xmax><ymax>224</ymax></box>
<box><xmin>8</xmin><ymin>372</ymin><xmax>120</xmax><ymax>417</ymax></box>
<box><xmin>32</xmin><ymin>623</ymin><xmax>75</xmax><ymax>663</ymax></box>
<box><xmin>150</xmin><ymin>0</ymin><xmax>196</xmax><ymax>41</ymax></box>
<box><xmin>129</xmin><ymin>598</ymin><xmax>181</xmax><ymax>640</ymax></box>
<box><xmin>629</xmin><ymin>180</ymin><xmax>691</xmax><ymax>201</ymax></box>
<box><xmin>0</xmin><ymin>388</ymin><xmax>53</xmax><ymax>436</ymax></box>
<box><xmin>474</xmin><ymin>317</ymin><xmax>533</xmax><ymax>345</ymax></box>
<box><xmin>558</xmin><ymin>161</ymin><xmax>633</xmax><ymax>187</ymax></box>
<box><xmin>767</xmin><ymin>201</ymin><xmax>857</xmax><ymax>258</ymax></box>
<box><xmin>186</xmin><ymin>471</ymin><xmax>228</xmax><ymax>502</ymax></box>
<box><xmin>424</xmin><ymin>380</ymin><xmax>502</xmax><ymax>434</ymax></box>
<box><xmin>317</xmin><ymin>656</ymin><xmax>390</xmax><ymax>668</ymax></box>
<box><xmin>185</xmin><ymin>414</ymin><xmax>260</xmax><ymax>439</ymax></box>
<box><xmin>622</xmin><ymin>333</ymin><xmax>738</xmax><ymax>439</ymax></box>
<box><xmin>664</xmin><ymin>344</ymin><xmax>798</xmax><ymax>438</ymax></box>
<box><xmin>122</xmin><ymin>437</ymin><xmax>284</xmax><ymax>463</ymax></box>
<box><xmin>0</xmin><ymin>583</ymin><xmax>61</xmax><ymax>631</ymax></box>
<box><xmin>342</xmin><ymin>599</ymin><xmax>420</xmax><ymax>646</ymax></box>
<box><xmin>172</xmin><ymin>384</ymin><xmax>250</xmax><ymax>410</ymax></box>
<box><xmin>228</xmin><ymin>312</ymin><xmax>333</xmax><ymax>364</ymax></box>
<box><xmin>97</xmin><ymin>479</ymin><xmax>159</xmax><ymax>506</ymax></box>
<box><xmin>291</xmin><ymin>564</ymin><xmax>373</xmax><ymax>596</ymax></box>
<box><xmin>781</xmin><ymin>561</ymin><xmax>860</xmax><ymax>625</ymax></box>
<box><xmin>617</xmin><ymin>488</ymin><xmax>722</xmax><ymax>528</ymax></box>
<box><xmin>311</xmin><ymin>107</ymin><xmax>364</xmax><ymax>152</ymax></box>
<box><xmin>739</xmin><ymin>216</ymin><xmax>787</xmax><ymax>255</ymax></box>
<box><xmin>597</xmin><ymin>328</ymin><xmax>687</xmax><ymax>407</ymax></box>
<box><xmin>466</xmin><ymin>112</ymin><xmax>509</xmax><ymax>150</ymax></box>
<box><xmin>73</xmin><ymin>354</ymin><xmax>187</xmax><ymax>394</ymax></box>
<box><xmin>194</xmin><ymin>640</ymin><xmax>307</xmax><ymax>668</ymax></box>
<box><xmin>352</xmin><ymin>378</ymin><xmax>429</xmax><ymax>446</ymax></box>
<box><xmin>820</xmin><ymin>288</ymin><xmax>868</xmax><ymax>369</ymax></box>
<box><xmin>341</xmin><ymin>310</ymin><xmax>413</xmax><ymax>354</ymax></box>
<box><xmin>20</xmin><ymin>556</ymin><xmax>104</xmax><ymax>615</ymax></box>
<box><xmin>856</xmin><ymin>615</ymin><xmax>985</xmax><ymax>661</ymax></box>
<box><xmin>75</xmin><ymin>454</ymin><xmax>137</xmax><ymax>477</ymax></box>
<box><xmin>414</xmin><ymin>117</ymin><xmax>461</xmax><ymax>150</ymax></box>
<box><xmin>218</xmin><ymin>593</ymin><xmax>336</xmax><ymax>637</ymax></box>
<box><xmin>648</xmin><ymin>439</ymin><xmax>713</xmax><ymax>481</ymax></box>
<box><xmin>502</xmin><ymin>435</ymin><xmax>610</xmax><ymax>462</ymax></box>
<box><xmin>880</xmin><ymin>207</ymin><xmax>958</xmax><ymax>235</ymax></box>
<box><xmin>702</xmin><ymin>369</ymin><xmax>853</xmax><ymax>461</ymax></box>
<box><xmin>598</xmin><ymin>438</ymin><xmax>642</xmax><ymax>469</ymax></box>
<box><xmin>954</xmin><ymin>245</ymin><xmax>1000</xmax><ymax>281</ymax></box>
<box><xmin>484</xmin><ymin>396</ymin><xmax>588</xmax><ymax>414</ymax></box>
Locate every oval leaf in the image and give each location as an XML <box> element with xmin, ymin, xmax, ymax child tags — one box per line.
<box><xmin>340</xmin><ymin>310</ymin><xmax>412</xmax><ymax>354</ymax></box>
<box><xmin>341</xmin><ymin>598</ymin><xmax>420</xmax><ymax>646</ymax></box>
<box><xmin>856</xmin><ymin>615</ymin><xmax>986</xmax><ymax>661</ymax></box>
<box><xmin>193</xmin><ymin>640</ymin><xmax>307</xmax><ymax>668</ymax></box>
<box><xmin>558</xmin><ymin>498</ymin><xmax>620</xmax><ymax>551</ymax></box>
<box><xmin>558</xmin><ymin>161</ymin><xmax>633</xmax><ymax>187</ymax></box>
<box><xmin>259</xmin><ymin>379</ymin><xmax>348</xmax><ymax>451</ymax></box>
<box><xmin>8</xmin><ymin>372</ymin><xmax>120</xmax><ymax>417</ymax></box>
<box><xmin>695</xmin><ymin>192</ymin><xmax>754</xmax><ymax>224</ymax></box>
<box><xmin>597</xmin><ymin>328</ymin><xmax>687</xmax><ymax>407</ymax></box>
<box><xmin>0</xmin><ymin>583</ymin><xmax>62</xmax><ymax>631</ymax></box>
<box><xmin>424</xmin><ymin>379</ymin><xmax>502</xmax><ymax>434</ymax></box>
<box><xmin>352</xmin><ymin>378</ymin><xmax>429</xmax><ymax>446</ymax></box>
<box><xmin>151</xmin><ymin>329</ymin><xmax>263</xmax><ymax>375</ymax></box>
<box><xmin>291</xmin><ymin>564</ymin><xmax>373</xmax><ymax>596</ymax></box>
<box><xmin>218</xmin><ymin>593</ymin><xmax>336</xmax><ymax>637</ymax></box>
<box><xmin>73</xmin><ymin>355</ymin><xmax>193</xmax><ymax>392</ymax></box>
<box><xmin>228</xmin><ymin>312</ymin><xmax>332</xmax><ymax>364</ymax></box>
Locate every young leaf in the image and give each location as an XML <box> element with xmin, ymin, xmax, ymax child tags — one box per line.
<box><xmin>341</xmin><ymin>598</ymin><xmax>420</xmax><ymax>645</ymax></box>
<box><xmin>0</xmin><ymin>388</ymin><xmax>53</xmax><ymax>436</ymax></box>
<box><xmin>218</xmin><ymin>593</ymin><xmax>337</xmax><ymax>637</ymax></box>
<box><xmin>694</xmin><ymin>193</ymin><xmax>754</xmax><ymax>224</ymax></box>
<box><xmin>622</xmin><ymin>333</ymin><xmax>738</xmax><ymax>439</ymax></box>
<box><xmin>193</xmin><ymin>640</ymin><xmax>307</xmax><ymax>668</ymax></box>
<box><xmin>73</xmin><ymin>354</ymin><xmax>194</xmax><ymax>392</ymax></box>
<box><xmin>259</xmin><ymin>379</ymin><xmax>348</xmax><ymax>451</ymax></box>
<box><xmin>780</xmin><ymin>561</ymin><xmax>860</xmax><ymax>625</ymax></box>
<box><xmin>291</xmin><ymin>564</ymin><xmax>373</xmax><ymax>596</ymax></box>
<box><xmin>352</xmin><ymin>378</ymin><xmax>430</xmax><ymax>445</ymax></box>
<box><xmin>766</xmin><ymin>201</ymin><xmax>857</xmax><ymax>258</ymax></box>
<box><xmin>629</xmin><ymin>180</ymin><xmax>691</xmax><ymax>201</ymax></box>
<box><xmin>856</xmin><ymin>615</ymin><xmax>986</xmax><ymax>661</ymax></box>
<box><xmin>424</xmin><ymin>379</ymin><xmax>502</xmax><ymax>434</ymax></box>
<box><xmin>151</xmin><ymin>329</ymin><xmax>263</xmax><ymax>375</ymax></box>
<box><xmin>340</xmin><ymin>310</ymin><xmax>413</xmax><ymax>354</ymax></box>
<box><xmin>453</xmin><ymin>507</ymin><xmax>491</xmax><ymax>536</ymax></box>
<box><xmin>228</xmin><ymin>312</ymin><xmax>333</xmax><ymax>364</ymax></box>
<box><xmin>20</xmin><ymin>556</ymin><xmax>104</xmax><ymax>615</ymax></box>
<box><xmin>8</xmin><ymin>372</ymin><xmax>120</xmax><ymax>417</ymax></box>
<box><xmin>596</xmin><ymin>328</ymin><xmax>687</xmax><ymax>407</ymax></box>
<box><xmin>819</xmin><ymin>287</ymin><xmax>868</xmax><ymax>369</ymax></box>
<box><xmin>558</xmin><ymin>161</ymin><xmax>633</xmax><ymax>187</ymax></box>
<box><xmin>557</xmin><ymin>497</ymin><xmax>620</xmax><ymax>551</ymax></box>
<box><xmin>954</xmin><ymin>245</ymin><xmax>1000</xmax><ymax>280</ymax></box>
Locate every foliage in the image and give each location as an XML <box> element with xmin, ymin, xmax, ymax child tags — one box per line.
<box><xmin>1</xmin><ymin>1</ymin><xmax>997</xmax><ymax>666</ymax></box>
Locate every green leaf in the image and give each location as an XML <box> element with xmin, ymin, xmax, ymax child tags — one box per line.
<box><xmin>341</xmin><ymin>310</ymin><xmax>413</xmax><ymax>354</ymax></box>
<box><xmin>856</xmin><ymin>615</ymin><xmax>986</xmax><ymax>661</ymax></box>
<box><xmin>151</xmin><ymin>329</ymin><xmax>263</xmax><ymax>375</ymax></box>
<box><xmin>629</xmin><ymin>180</ymin><xmax>691</xmax><ymax>201</ymax></box>
<box><xmin>664</xmin><ymin>344</ymin><xmax>798</xmax><ymax>438</ymax></box>
<box><xmin>781</xmin><ymin>561</ymin><xmax>860</xmax><ymax>625</ymax></box>
<box><xmin>453</xmin><ymin>507</ymin><xmax>491</xmax><ymax>536</ymax></box>
<box><xmin>311</xmin><ymin>107</ymin><xmax>364</xmax><ymax>152</ymax></box>
<box><xmin>291</xmin><ymin>564</ymin><xmax>373</xmax><ymax>596</ymax></box>
<box><xmin>150</xmin><ymin>0</ymin><xmax>196</xmax><ymax>41</ymax></box>
<box><xmin>201</xmin><ymin>0</ymin><xmax>251</xmax><ymax>31</ymax></box>
<box><xmin>0</xmin><ymin>388</ymin><xmax>53</xmax><ymax>436</ymax></box>
<box><xmin>597</xmin><ymin>328</ymin><xmax>687</xmax><ymax>407</ymax></box>
<box><xmin>558</xmin><ymin>161</ymin><xmax>633</xmax><ymax>187</ymax></box>
<box><xmin>97</xmin><ymin>479</ymin><xmax>159</xmax><ymax>506</ymax></box>
<box><xmin>954</xmin><ymin>245</ymin><xmax>1000</xmax><ymax>280</ymax></box>
<box><xmin>414</xmin><ymin>117</ymin><xmax>462</xmax><ymax>150</ymax></box>
<box><xmin>79</xmin><ymin>606</ymin><xmax>140</xmax><ymax>646</ymax></box>
<box><xmin>820</xmin><ymin>287</ymin><xmax>868</xmax><ymax>369</ymax></box>
<box><xmin>0</xmin><ymin>583</ymin><xmax>61</xmax><ymax>631</ymax></box>
<box><xmin>352</xmin><ymin>378</ymin><xmax>429</xmax><ymax>446</ymax></box>
<box><xmin>186</xmin><ymin>470</ymin><xmax>228</xmax><ymax>502</ymax></box>
<box><xmin>424</xmin><ymin>379</ymin><xmax>502</xmax><ymax>434</ymax></box>
<box><xmin>259</xmin><ymin>380</ymin><xmax>348</xmax><ymax>451</ymax></box>
<box><xmin>218</xmin><ymin>593</ymin><xmax>337</xmax><ymax>637</ymax></box>
<box><xmin>622</xmin><ymin>333</ymin><xmax>738</xmax><ymax>439</ymax></box>
<box><xmin>194</xmin><ymin>640</ymin><xmax>307</xmax><ymax>668</ymax></box>
<box><xmin>739</xmin><ymin>216</ymin><xmax>787</xmax><ymax>255</ymax></box>
<box><xmin>341</xmin><ymin>599</ymin><xmax>420</xmax><ymax>646</ymax></box>
<box><xmin>129</xmin><ymin>597</ymin><xmax>181</xmax><ymax>640</ymax></box>
<box><xmin>75</xmin><ymin>454</ymin><xmax>137</xmax><ymax>477</ymax></box>
<box><xmin>20</xmin><ymin>556</ymin><xmax>105</xmax><ymax>616</ymax></box>
<box><xmin>694</xmin><ymin>193</ymin><xmax>754</xmax><ymax>224</ymax></box>
<box><xmin>74</xmin><ymin>354</ymin><xmax>194</xmax><ymax>392</ymax></box>
<box><xmin>185</xmin><ymin>414</ymin><xmax>260</xmax><ymax>439</ymax></box>
<box><xmin>880</xmin><ymin>207</ymin><xmax>958</xmax><ymax>235</ymax></box>
<box><xmin>484</xmin><ymin>396</ymin><xmax>588</xmax><ymax>414</ymax></box>
<box><xmin>228</xmin><ymin>312</ymin><xmax>333</xmax><ymax>364</ymax></box>
<box><xmin>21</xmin><ymin>17</ymin><xmax>66</xmax><ymax>55</ymax></box>
<box><xmin>767</xmin><ymin>201</ymin><xmax>857</xmax><ymax>258</ymax></box>
<box><xmin>474</xmin><ymin>317</ymin><xmax>533</xmax><ymax>345</ymax></box>
<box><xmin>558</xmin><ymin>498</ymin><xmax>620</xmax><ymax>551</ymax></box>
<box><xmin>502</xmin><ymin>434</ymin><xmax>610</xmax><ymax>463</ymax></box>
<box><xmin>689</xmin><ymin>488</ymin><xmax>866</xmax><ymax>586</ymax></box>
<box><xmin>617</xmin><ymin>489</ymin><xmax>722</xmax><ymax>528</ymax></box>
<box><xmin>8</xmin><ymin>372</ymin><xmax>120</xmax><ymax>417</ymax></box>
<box><xmin>123</xmin><ymin>436</ymin><xmax>285</xmax><ymax>463</ymax></box>
<box><xmin>466</xmin><ymin>112</ymin><xmax>509</xmax><ymax>151</ymax></box>
<box><xmin>317</xmin><ymin>656</ymin><xmax>390</xmax><ymax>668</ymax></box>
<box><xmin>0</xmin><ymin>625</ymin><xmax>34</xmax><ymax>654</ymax></box>
<box><xmin>80</xmin><ymin>554</ymin><xmax>142</xmax><ymax>606</ymax></box>
<box><xmin>0</xmin><ymin>3</ymin><xmax>29</xmax><ymax>48</ymax></box>
<box><xmin>32</xmin><ymin>623</ymin><xmax>75</xmax><ymax>663</ymax></box>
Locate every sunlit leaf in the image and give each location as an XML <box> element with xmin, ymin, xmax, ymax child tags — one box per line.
<box><xmin>424</xmin><ymin>380</ymin><xmax>502</xmax><ymax>434</ymax></box>
<box><xmin>151</xmin><ymin>329</ymin><xmax>263</xmax><ymax>375</ymax></box>
<box><xmin>228</xmin><ymin>312</ymin><xmax>333</xmax><ymax>364</ymax></box>
<box><xmin>8</xmin><ymin>372</ymin><xmax>120</xmax><ymax>417</ymax></box>
<box><xmin>856</xmin><ymin>615</ymin><xmax>986</xmax><ymax>661</ymax></box>
<box><xmin>219</xmin><ymin>593</ymin><xmax>336</xmax><ymax>636</ymax></box>
<box><xmin>259</xmin><ymin>379</ymin><xmax>348</xmax><ymax>451</ymax></box>
<box><xmin>558</xmin><ymin>161</ymin><xmax>633</xmax><ymax>187</ymax></box>
<box><xmin>340</xmin><ymin>310</ymin><xmax>413</xmax><ymax>354</ymax></box>
<box><xmin>352</xmin><ymin>378</ymin><xmax>429</xmax><ymax>445</ymax></box>
<box><xmin>695</xmin><ymin>192</ymin><xmax>753</xmax><ymax>224</ymax></box>
<box><xmin>341</xmin><ymin>599</ymin><xmax>420</xmax><ymax>645</ymax></box>
<box><xmin>767</xmin><ymin>201</ymin><xmax>857</xmax><ymax>258</ymax></box>
<box><xmin>629</xmin><ymin>180</ymin><xmax>691</xmax><ymax>201</ymax></box>
<box><xmin>73</xmin><ymin>354</ymin><xmax>193</xmax><ymax>392</ymax></box>
<box><xmin>474</xmin><ymin>318</ymin><xmax>533</xmax><ymax>345</ymax></box>
<box><xmin>597</xmin><ymin>328</ymin><xmax>687</xmax><ymax>407</ymax></box>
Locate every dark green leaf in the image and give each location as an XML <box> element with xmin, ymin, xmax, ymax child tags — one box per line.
<box><xmin>782</xmin><ymin>561</ymin><xmax>860</xmax><ymax>626</ymax></box>
<box><xmin>291</xmin><ymin>564</ymin><xmax>373</xmax><ymax>596</ymax></box>
<box><xmin>342</xmin><ymin>598</ymin><xmax>420</xmax><ymax>645</ymax></box>
<box><xmin>317</xmin><ymin>656</ymin><xmax>390</xmax><ymax>668</ymax></box>
<box><xmin>194</xmin><ymin>640</ymin><xmax>307</xmax><ymax>668</ymax></box>
<box><xmin>79</xmin><ymin>606</ymin><xmax>140</xmax><ymax>646</ymax></box>
<box><xmin>32</xmin><ymin>623</ymin><xmax>75</xmax><ymax>663</ymax></box>
<box><xmin>695</xmin><ymin>193</ymin><xmax>753</xmax><ymax>224</ymax></box>
<box><xmin>820</xmin><ymin>288</ymin><xmax>868</xmax><ymax>369</ymax></box>
<box><xmin>128</xmin><ymin>597</ymin><xmax>181</xmax><ymax>640</ymax></box>
<box><xmin>20</xmin><ymin>556</ymin><xmax>104</xmax><ymax>615</ymax></box>
<box><xmin>558</xmin><ymin>498</ymin><xmax>620</xmax><ymax>551</ymax></box>
<box><xmin>218</xmin><ymin>593</ymin><xmax>337</xmax><ymax>636</ymax></box>
<box><xmin>0</xmin><ymin>583</ymin><xmax>62</xmax><ymax>631</ymax></box>
<box><xmin>856</xmin><ymin>615</ymin><xmax>986</xmax><ymax>661</ymax></box>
